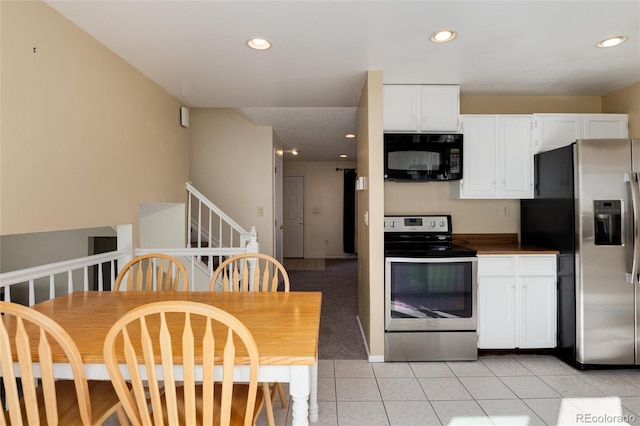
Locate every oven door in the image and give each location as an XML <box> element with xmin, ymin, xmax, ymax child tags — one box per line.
<box><xmin>384</xmin><ymin>256</ymin><xmax>477</xmax><ymax>332</ymax></box>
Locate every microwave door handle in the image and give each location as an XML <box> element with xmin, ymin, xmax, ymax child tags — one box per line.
<box><xmin>626</xmin><ymin>172</ymin><xmax>640</xmax><ymax>284</ymax></box>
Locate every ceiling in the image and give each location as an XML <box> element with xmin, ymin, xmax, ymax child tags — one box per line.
<box><xmin>45</xmin><ymin>0</ymin><xmax>639</xmax><ymax>161</ymax></box>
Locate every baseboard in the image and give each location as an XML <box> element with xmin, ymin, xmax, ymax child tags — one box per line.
<box><xmin>356</xmin><ymin>315</ymin><xmax>385</xmax><ymax>363</ymax></box>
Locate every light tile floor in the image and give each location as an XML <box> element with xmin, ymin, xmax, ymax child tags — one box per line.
<box><xmin>256</xmin><ymin>354</ymin><xmax>640</xmax><ymax>426</ymax></box>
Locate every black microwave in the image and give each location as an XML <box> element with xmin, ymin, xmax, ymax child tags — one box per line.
<box><xmin>383</xmin><ymin>133</ymin><xmax>463</xmax><ymax>182</ymax></box>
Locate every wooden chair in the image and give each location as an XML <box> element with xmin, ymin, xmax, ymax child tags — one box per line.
<box><xmin>210</xmin><ymin>252</ymin><xmax>290</xmax><ymax>293</ymax></box>
<box><xmin>102</xmin><ymin>300</ymin><xmax>264</xmax><ymax>426</ymax></box>
<box><xmin>209</xmin><ymin>253</ymin><xmax>289</xmax><ymax>425</ymax></box>
<box><xmin>114</xmin><ymin>252</ymin><xmax>188</xmax><ymax>292</ymax></box>
<box><xmin>0</xmin><ymin>301</ymin><xmax>126</xmax><ymax>426</ymax></box>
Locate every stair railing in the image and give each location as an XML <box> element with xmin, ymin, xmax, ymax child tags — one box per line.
<box><xmin>0</xmin><ymin>250</ymin><xmax>127</xmax><ymax>306</ymax></box>
<box><xmin>186</xmin><ymin>181</ymin><xmax>258</xmax><ymax>265</ymax></box>
<box><xmin>0</xmin><ymin>183</ymin><xmax>259</xmax><ymax>303</ymax></box>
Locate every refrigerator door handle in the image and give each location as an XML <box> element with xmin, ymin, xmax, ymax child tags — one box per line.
<box><xmin>626</xmin><ymin>172</ymin><xmax>640</xmax><ymax>284</ymax></box>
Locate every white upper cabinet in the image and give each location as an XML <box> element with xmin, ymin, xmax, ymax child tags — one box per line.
<box><xmin>532</xmin><ymin>113</ymin><xmax>628</xmax><ymax>153</ymax></box>
<box><xmin>583</xmin><ymin>114</ymin><xmax>629</xmax><ymax>138</ymax></box>
<box><xmin>451</xmin><ymin>115</ymin><xmax>533</xmax><ymax>199</ymax></box>
<box><xmin>383</xmin><ymin>85</ymin><xmax>460</xmax><ymax>132</ymax></box>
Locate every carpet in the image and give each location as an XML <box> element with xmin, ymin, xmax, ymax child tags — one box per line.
<box><xmin>283</xmin><ymin>258</ymin><xmax>325</xmax><ymax>271</ymax></box>
<box><xmin>288</xmin><ymin>258</ymin><xmax>367</xmax><ymax>360</ymax></box>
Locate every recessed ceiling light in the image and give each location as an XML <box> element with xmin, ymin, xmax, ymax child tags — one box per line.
<box><xmin>345</xmin><ymin>133</ymin><xmax>356</xmax><ymax>139</ymax></box>
<box><xmin>430</xmin><ymin>29</ymin><xmax>457</xmax><ymax>43</ymax></box>
<box><xmin>247</xmin><ymin>38</ymin><xmax>272</xmax><ymax>50</ymax></box>
<box><xmin>596</xmin><ymin>35</ymin><xmax>628</xmax><ymax>48</ymax></box>
<box><xmin>339</xmin><ymin>154</ymin><xmax>348</xmax><ymax>158</ymax></box>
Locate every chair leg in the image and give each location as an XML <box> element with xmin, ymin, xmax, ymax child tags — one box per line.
<box><xmin>262</xmin><ymin>381</ymin><xmax>275</xmax><ymax>426</ymax></box>
<box><xmin>271</xmin><ymin>381</ymin><xmax>287</xmax><ymax>409</ymax></box>
<box><xmin>115</xmin><ymin>405</ymin><xmax>129</xmax><ymax>425</ymax></box>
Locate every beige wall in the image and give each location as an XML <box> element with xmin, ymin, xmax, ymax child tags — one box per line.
<box><xmin>358</xmin><ymin>70</ymin><xmax>385</xmax><ymax>359</ymax></box>
<box><xmin>1</xmin><ymin>1</ymin><xmax>189</xmax><ymax>239</ymax></box>
<box><xmin>602</xmin><ymin>82</ymin><xmax>640</xmax><ymax>138</ymax></box>
<box><xmin>384</xmin><ymin>95</ymin><xmax>611</xmax><ymax>235</ymax></box>
<box><xmin>283</xmin><ymin>161</ymin><xmax>357</xmax><ymax>258</ymax></box>
<box><xmin>189</xmin><ymin>108</ymin><xmax>275</xmax><ymax>256</ymax></box>
<box><xmin>460</xmin><ymin>96</ymin><xmax>602</xmax><ymax>114</ymax></box>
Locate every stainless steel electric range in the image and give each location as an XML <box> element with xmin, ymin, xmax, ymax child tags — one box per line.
<box><xmin>384</xmin><ymin>214</ymin><xmax>478</xmax><ymax>361</ymax></box>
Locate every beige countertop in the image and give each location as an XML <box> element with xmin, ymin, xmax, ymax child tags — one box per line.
<box><xmin>453</xmin><ymin>233</ymin><xmax>560</xmax><ymax>255</ymax></box>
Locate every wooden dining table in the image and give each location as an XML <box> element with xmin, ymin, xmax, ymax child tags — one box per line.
<box><xmin>10</xmin><ymin>290</ymin><xmax>322</xmax><ymax>425</ymax></box>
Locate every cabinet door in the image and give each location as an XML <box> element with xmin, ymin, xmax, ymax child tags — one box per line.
<box><xmin>478</xmin><ymin>276</ymin><xmax>517</xmax><ymax>349</ymax></box>
<box><xmin>583</xmin><ymin>114</ymin><xmax>629</xmax><ymax>138</ymax></box>
<box><xmin>518</xmin><ymin>276</ymin><xmax>557</xmax><ymax>348</ymax></box>
<box><xmin>383</xmin><ymin>85</ymin><xmax>419</xmax><ymax>132</ymax></box>
<box><xmin>419</xmin><ymin>85</ymin><xmax>460</xmax><ymax>132</ymax></box>
<box><xmin>498</xmin><ymin>116</ymin><xmax>533</xmax><ymax>198</ymax></box>
<box><xmin>458</xmin><ymin>115</ymin><xmax>497</xmax><ymax>198</ymax></box>
<box><xmin>533</xmin><ymin>114</ymin><xmax>582</xmax><ymax>153</ymax></box>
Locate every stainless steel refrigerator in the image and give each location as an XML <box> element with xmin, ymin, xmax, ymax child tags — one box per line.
<box><xmin>521</xmin><ymin>138</ymin><xmax>640</xmax><ymax>368</ymax></box>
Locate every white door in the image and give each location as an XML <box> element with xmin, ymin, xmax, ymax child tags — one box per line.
<box><xmin>419</xmin><ymin>85</ymin><xmax>460</xmax><ymax>132</ymax></box>
<box><xmin>478</xmin><ymin>276</ymin><xmax>517</xmax><ymax>349</ymax></box>
<box><xmin>498</xmin><ymin>115</ymin><xmax>533</xmax><ymax>199</ymax></box>
<box><xmin>533</xmin><ymin>114</ymin><xmax>582</xmax><ymax>153</ymax></box>
<box><xmin>283</xmin><ymin>176</ymin><xmax>304</xmax><ymax>258</ymax></box>
<box><xmin>273</xmin><ymin>152</ymin><xmax>283</xmax><ymax>264</ymax></box>
<box><xmin>382</xmin><ymin>85</ymin><xmax>419</xmax><ymax>132</ymax></box>
<box><xmin>518</xmin><ymin>276</ymin><xmax>557</xmax><ymax>348</ymax></box>
<box><xmin>460</xmin><ymin>115</ymin><xmax>497</xmax><ymax>198</ymax></box>
<box><xmin>582</xmin><ymin>114</ymin><xmax>629</xmax><ymax>138</ymax></box>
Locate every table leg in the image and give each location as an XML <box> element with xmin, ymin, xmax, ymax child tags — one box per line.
<box><xmin>290</xmin><ymin>365</ymin><xmax>310</xmax><ymax>426</ymax></box>
<box><xmin>309</xmin><ymin>361</ymin><xmax>318</xmax><ymax>422</ymax></box>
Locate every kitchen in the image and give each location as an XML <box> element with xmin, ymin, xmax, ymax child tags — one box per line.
<box><xmin>355</xmin><ymin>76</ymin><xmax>640</xmax><ymax>366</ymax></box>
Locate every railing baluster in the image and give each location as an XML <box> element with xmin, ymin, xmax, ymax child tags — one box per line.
<box><xmin>208</xmin><ymin>209</ymin><xmax>213</xmax><ymax>266</ymax></box>
<box><xmin>110</xmin><ymin>259</ymin><xmax>116</xmax><ymax>287</ymax></box>
<box><xmin>29</xmin><ymin>279</ymin><xmax>35</xmax><ymax>306</ymax></box>
<box><xmin>187</xmin><ymin>190</ymin><xmax>193</xmax><ymax>248</ymax></box>
<box><xmin>98</xmin><ymin>263</ymin><xmax>104</xmax><ymax>291</ymax></box>
<box><xmin>49</xmin><ymin>275</ymin><xmax>55</xmax><ymax>301</ymax></box>
<box><xmin>67</xmin><ymin>270</ymin><xmax>73</xmax><ymax>295</ymax></box>
<box><xmin>83</xmin><ymin>266</ymin><xmax>89</xmax><ymax>291</ymax></box>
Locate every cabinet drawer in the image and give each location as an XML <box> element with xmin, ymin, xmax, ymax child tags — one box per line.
<box><xmin>518</xmin><ymin>256</ymin><xmax>556</xmax><ymax>276</ymax></box>
<box><xmin>478</xmin><ymin>256</ymin><xmax>516</xmax><ymax>276</ymax></box>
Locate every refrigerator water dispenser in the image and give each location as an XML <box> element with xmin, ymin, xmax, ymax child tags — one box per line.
<box><xmin>594</xmin><ymin>200</ymin><xmax>622</xmax><ymax>246</ymax></box>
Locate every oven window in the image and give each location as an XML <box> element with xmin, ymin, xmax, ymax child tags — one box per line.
<box><xmin>390</xmin><ymin>261</ymin><xmax>473</xmax><ymax>319</ymax></box>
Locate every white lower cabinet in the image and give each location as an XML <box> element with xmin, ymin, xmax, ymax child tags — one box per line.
<box><xmin>477</xmin><ymin>255</ymin><xmax>557</xmax><ymax>349</ymax></box>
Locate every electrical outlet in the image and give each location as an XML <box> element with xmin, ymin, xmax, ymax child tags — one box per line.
<box><xmin>324</xmin><ymin>239</ymin><xmax>329</xmax><ymax>245</ymax></box>
<box><xmin>257</xmin><ymin>206</ymin><xmax>264</xmax><ymax>216</ymax></box>
<box><xmin>502</xmin><ymin>206</ymin><xmax>510</xmax><ymax>217</ymax></box>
